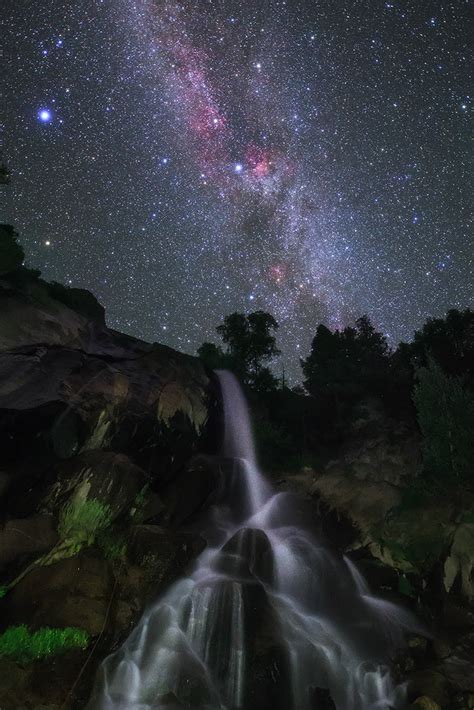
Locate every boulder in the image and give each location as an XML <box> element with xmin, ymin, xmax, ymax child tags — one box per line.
<box><xmin>0</xmin><ymin>515</ymin><xmax>58</xmax><ymax>573</ymax></box>
<box><xmin>2</xmin><ymin>552</ymin><xmax>114</xmax><ymax>635</ymax></box>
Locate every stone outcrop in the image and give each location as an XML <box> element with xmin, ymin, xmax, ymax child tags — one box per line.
<box><xmin>0</xmin><ymin>273</ymin><xmax>216</xmax><ymax>709</ymax></box>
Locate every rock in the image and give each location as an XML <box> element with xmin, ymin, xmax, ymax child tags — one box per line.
<box><xmin>411</xmin><ymin>698</ymin><xmax>441</xmax><ymax>710</ymax></box>
<box><xmin>3</xmin><ymin>552</ymin><xmax>114</xmax><ymax>635</ymax></box>
<box><xmin>127</xmin><ymin>525</ymin><xmax>206</xmax><ymax>589</ymax></box>
<box><xmin>0</xmin><ymin>515</ymin><xmax>58</xmax><ymax>573</ymax></box>
<box><xmin>159</xmin><ymin>455</ymin><xmax>221</xmax><ymax>526</ymax></box>
<box><xmin>444</xmin><ymin>523</ymin><xmax>474</xmax><ymax>601</ymax></box>
<box><xmin>310</xmin><ymin>687</ymin><xmax>337</xmax><ymax>709</ymax></box>
<box><xmin>219</xmin><ymin>527</ymin><xmax>274</xmax><ymax>584</ymax></box>
<box><xmin>442</xmin><ymin>630</ymin><xmax>474</xmax><ymax>692</ymax></box>
<box><xmin>408</xmin><ymin>670</ymin><xmax>450</xmax><ymax>706</ymax></box>
<box><xmin>47</xmin><ymin>451</ymin><xmax>148</xmax><ymax>521</ymax></box>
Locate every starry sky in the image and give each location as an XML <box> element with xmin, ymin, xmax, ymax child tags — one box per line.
<box><xmin>2</xmin><ymin>0</ymin><xmax>472</xmax><ymax>380</ymax></box>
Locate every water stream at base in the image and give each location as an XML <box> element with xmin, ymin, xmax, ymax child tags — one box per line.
<box><xmin>87</xmin><ymin>370</ymin><xmax>420</xmax><ymax>710</ymax></box>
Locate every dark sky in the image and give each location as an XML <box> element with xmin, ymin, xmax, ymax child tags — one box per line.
<box><xmin>2</xmin><ymin>0</ymin><xmax>472</xmax><ymax>380</ymax></box>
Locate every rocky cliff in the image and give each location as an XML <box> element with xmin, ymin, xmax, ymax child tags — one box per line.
<box><xmin>0</xmin><ymin>273</ymin><xmax>216</xmax><ymax>708</ymax></box>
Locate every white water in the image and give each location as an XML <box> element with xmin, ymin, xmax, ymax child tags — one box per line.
<box><xmin>88</xmin><ymin>370</ymin><xmax>419</xmax><ymax>710</ymax></box>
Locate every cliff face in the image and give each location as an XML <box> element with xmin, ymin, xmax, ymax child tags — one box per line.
<box><xmin>0</xmin><ymin>275</ymin><xmax>216</xmax><ymax>708</ymax></box>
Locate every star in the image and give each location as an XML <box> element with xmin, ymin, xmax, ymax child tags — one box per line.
<box><xmin>38</xmin><ymin>109</ymin><xmax>52</xmax><ymax>123</ymax></box>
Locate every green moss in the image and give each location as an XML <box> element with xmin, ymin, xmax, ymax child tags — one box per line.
<box><xmin>0</xmin><ymin>625</ymin><xmax>89</xmax><ymax>663</ymax></box>
<box><xmin>58</xmin><ymin>498</ymin><xmax>112</xmax><ymax>545</ymax></box>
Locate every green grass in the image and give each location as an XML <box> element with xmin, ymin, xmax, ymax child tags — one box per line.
<box><xmin>0</xmin><ymin>625</ymin><xmax>89</xmax><ymax>663</ymax></box>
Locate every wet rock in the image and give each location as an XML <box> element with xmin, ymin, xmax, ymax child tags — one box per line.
<box><xmin>159</xmin><ymin>454</ymin><xmax>221</xmax><ymax>526</ymax></box>
<box><xmin>127</xmin><ymin>524</ymin><xmax>206</xmax><ymax>588</ymax></box>
<box><xmin>310</xmin><ymin>687</ymin><xmax>337</xmax><ymax>709</ymax></box>
<box><xmin>219</xmin><ymin>527</ymin><xmax>274</xmax><ymax>584</ymax></box>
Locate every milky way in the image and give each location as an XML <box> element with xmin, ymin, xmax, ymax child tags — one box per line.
<box><xmin>2</xmin><ymin>0</ymin><xmax>472</xmax><ymax>380</ymax></box>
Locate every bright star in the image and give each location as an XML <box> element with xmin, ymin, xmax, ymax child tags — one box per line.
<box><xmin>38</xmin><ymin>109</ymin><xmax>52</xmax><ymax>123</ymax></box>
<box><xmin>234</xmin><ymin>163</ymin><xmax>243</xmax><ymax>173</ymax></box>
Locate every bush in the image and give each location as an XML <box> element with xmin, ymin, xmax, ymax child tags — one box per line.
<box><xmin>0</xmin><ymin>625</ymin><xmax>89</xmax><ymax>663</ymax></box>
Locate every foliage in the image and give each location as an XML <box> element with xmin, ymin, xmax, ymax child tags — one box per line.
<box><xmin>413</xmin><ymin>358</ymin><xmax>474</xmax><ymax>485</ymax></box>
<box><xmin>0</xmin><ymin>224</ymin><xmax>24</xmax><ymax>275</ymax></box>
<box><xmin>211</xmin><ymin>311</ymin><xmax>280</xmax><ymax>388</ymax></box>
<box><xmin>301</xmin><ymin>316</ymin><xmax>391</xmax><ymax>439</ymax></box>
<box><xmin>197</xmin><ymin>342</ymin><xmax>239</xmax><ymax>374</ymax></box>
<box><xmin>251</xmin><ymin>366</ymin><xmax>279</xmax><ymax>393</ymax></box>
<box><xmin>0</xmin><ymin>625</ymin><xmax>89</xmax><ymax>663</ymax></box>
<box><xmin>0</xmin><ymin>585</ymin><xmax>7</xmax><ymax>599</ymax></box>
<box><xmin>402</xmin><ymin>308</ymin><xmax>474</xmax><ymax>378</ymax></box>
<box><xmin>46</xmin><ymin>281</ymin><xmax>104</xmax><ymax>321</ymax></box>
<box><xmin>58</xmin><ymin>498</ymin><xmax>112</xmax><ymax>547</ymax></box>
<box><xmin>253</xmin><ymin>417</ymin><xmax>295</xmax><ymax>470</ymax></box>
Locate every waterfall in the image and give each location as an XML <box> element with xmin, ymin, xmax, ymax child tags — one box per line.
<box><xmin>87</xmin><ymin>371</ymin><xmax>418</xmax><ymax>710</ymax></box>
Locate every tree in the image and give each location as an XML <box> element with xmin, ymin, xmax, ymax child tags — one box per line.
<box><xmin>400</xmin><ymin>309</ymin><xmax>474</xmax><ymax>379</ymax></box>
<box><xmin>302</xmin><ymin>316</ymin><xmax>390</xmax><ymax>400</ymax></box>
<box><xmin>196</xmin><ymin>342</ymin><xmax>239</xmax><ymax>375</ymax></box>
<box><xmin>199</xmin><ymin>311</ymin><xmax>280</xmax><ymax>387</ymax></box>
<box><xmin>301</xmin><ymin>317</ymin><xmax>391</xmax><ymax>438</ymax></box>
<box><xmin>0</xmin><ymin>224</ymin><xmax>24</xmax><ymax>275</ymax></box>
<box><xmin>413</xmin><ymin>358</ymin><xmax>474</xmax><ymax>486</ymax></box>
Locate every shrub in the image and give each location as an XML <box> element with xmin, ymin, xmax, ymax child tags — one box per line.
<box><xmin>0</xmin><ymin>625</ymin><xmax>89</xmax><ymax>663</ymax></box>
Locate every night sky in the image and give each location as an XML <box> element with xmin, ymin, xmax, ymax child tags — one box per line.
<box><xmin>2</xmin><ymin>0</ymin><xmax>472</xmax><ymax>380</ymax></box>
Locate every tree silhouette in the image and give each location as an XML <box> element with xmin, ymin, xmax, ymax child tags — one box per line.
<box><xmin>198</xmin><ymin>311</ymin><xmax>280</xmax><ymax>388</ymax></box>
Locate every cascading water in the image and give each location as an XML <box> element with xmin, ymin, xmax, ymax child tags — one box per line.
<box><xmin>87</xmin><ymin>370</ymin><xmax>419</xmax><ymax>710</ymax></box>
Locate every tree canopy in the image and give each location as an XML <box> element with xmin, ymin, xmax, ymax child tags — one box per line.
<box><xmin>198</xmin><ymin>310</ymin><xmax>280</xmax><ymax>389</ymax></box>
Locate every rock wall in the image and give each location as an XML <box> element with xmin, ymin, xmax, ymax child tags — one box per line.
<box><xmin>0</xmin><ymin>275</ymin><xmax>217</xmax><ymax>709</ymax></box>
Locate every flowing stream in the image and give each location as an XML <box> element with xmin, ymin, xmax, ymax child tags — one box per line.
<box><xmin>88</xmin><ymin>370</ymin><xmax>418</xmax><ymax>710</ymax></box>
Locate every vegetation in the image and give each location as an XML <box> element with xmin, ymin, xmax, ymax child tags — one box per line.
<box><xmin>0</xmin><ymin>224</ymin><xmax>24</xmax><ymax>275</ymax></box>
<box><xmin>0</xmin><ymin>625</ymin><xmax>89</xmax><ymax>663</ymax></box>
<box><xmin>198</xmin><ymin>310</ymin><xmax>280</xmax><ymax>389</ymax></box>
<box><xmin>58</xmin><ymin>497</ymin><xmax>112</xmax><ymax>548</ymax></box>
<box><xmin>413</xmin><ymin>358</ymin><xmax>474</xmax><ymax>486</ymax></box>
<box><xmin>197</xmin><ymin>307</ymin><xmax>474</xmax><ymax>482</ymax></box>
<box><xmin>0</xmin><ymin>585</ymin><xmax>7</xmax><ymax>599</ymax></box>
